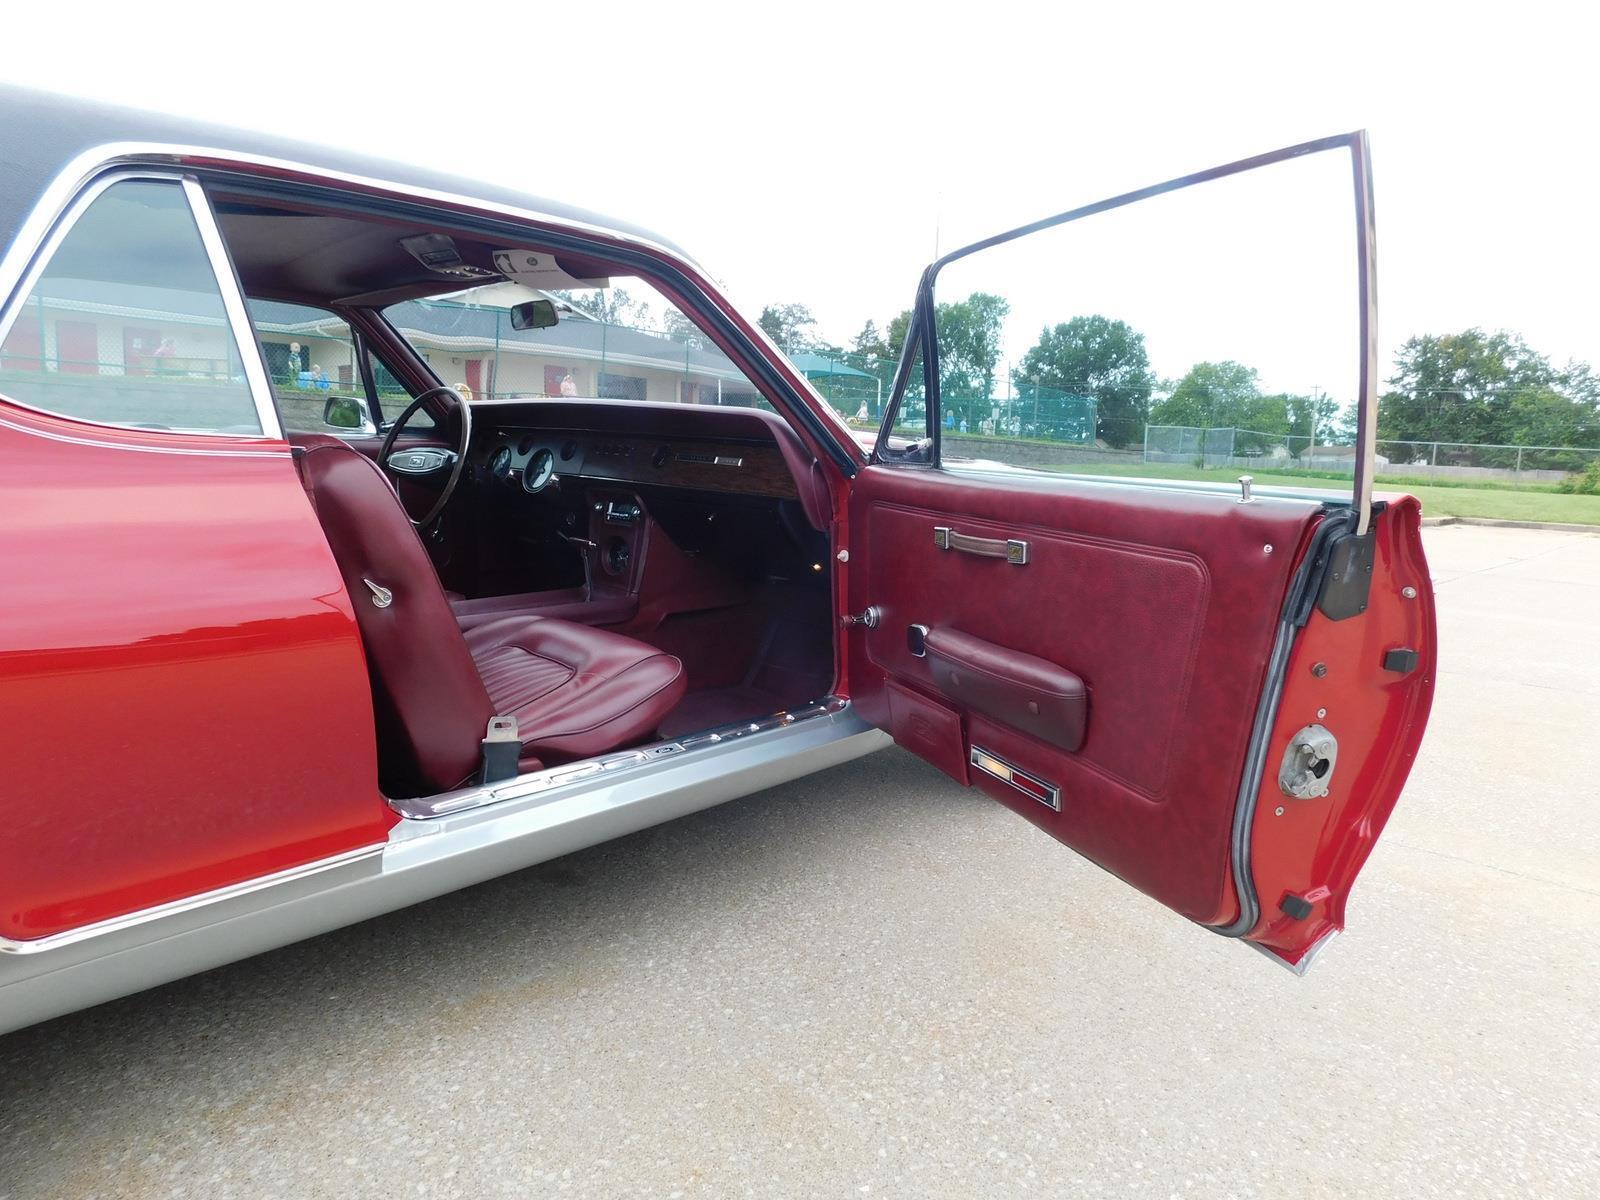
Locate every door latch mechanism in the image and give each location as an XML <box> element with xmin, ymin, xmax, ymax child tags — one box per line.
<box><xmin>1278</xmin><ymin>723</ymin><xmax>1338</xmax><ymax>799</ymax></box>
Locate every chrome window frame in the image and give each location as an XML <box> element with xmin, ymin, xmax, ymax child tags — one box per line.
<box><xmin>0</xmin><ymin>166</ymin><xmax>282</xmax><ymax>440</ymax></box>
<box><xmin>0</xmin><ymin>141</ymin><xmax>868</xmax><ymax>471</ymax></box>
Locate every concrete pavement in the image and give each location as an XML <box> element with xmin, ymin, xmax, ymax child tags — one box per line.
<box><xmin>1</xmin><ymin>525</ymin><xmax>1596</xmax><ymax>1199</ymax></box>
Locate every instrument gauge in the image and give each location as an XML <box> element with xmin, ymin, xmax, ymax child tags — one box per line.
<box><xmin>522</xmin><ymin>447</ymin><xmax>557</xmax><ymax>493</ymax></box>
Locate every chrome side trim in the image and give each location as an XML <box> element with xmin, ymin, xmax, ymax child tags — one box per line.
<box><xmin>182</xmin><ymin>176</ymin><xmax>282</xmax><ymax>440</ymax></box>
<box><xmin>0</xmin><ymin>699</ymin><xmax>889</xmax><ymax>1035</ymax></box>
<box><xmin>969</xmin><ymin>746</ymin><xmax>1061</xmax><ymax>811</ymax></box>
<box><xmin>0</xmin><ymin>143</ymin><xmax>702</xmax><ymax>322</ymax></box>
<box><xmin>1248</xmin><ymin>928</ymin><xmax>1339</xmax><ymax>977</ymax></box>
<box><xmin>0</xmin><ymin>843</ymin><xmax>383</xmax><ymax>955</ymax></box>
<box><xmin>0</xmin><ymin>412</ymin><xmax>291</xmax><ymax>458</ymax></box>
<box><xmin>395</xmin><ymin>696</ymin><xmax>853</xmax><ymax>821</ymax></box>
<box><xmin>0</xmin><ymin>141</ymin><xmax>864</xmax><ymax>473</ymax></box>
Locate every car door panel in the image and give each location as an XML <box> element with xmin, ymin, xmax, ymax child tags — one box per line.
<box><xmin>847</xmin><ymin>464</ymin><xmax>1322</xmax><ymax>928</ymax></box>
<box><xmin>0</xmin><ymin>403</ymin><xmax>395</xmax><ymax>941</ymax></box>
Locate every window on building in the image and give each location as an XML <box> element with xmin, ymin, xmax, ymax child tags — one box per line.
<box><xmin>598</xmin><ymin>372</ymin><xmax>647</xmax><ymax>401</ymax></box>
<box><xmin>0</xmin><ymin>178</ymin><xmax>261</xmax><ymax>434</ymax></box>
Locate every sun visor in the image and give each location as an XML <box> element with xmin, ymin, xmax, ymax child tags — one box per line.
<box><xmin>492</xmin><ymin>249</ymin><xmax>609</xmax><ymax>290</ymax></box>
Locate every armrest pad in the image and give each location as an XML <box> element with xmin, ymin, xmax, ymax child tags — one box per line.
<box><xmin>923</xmin><ymin>627</ymin><xmax>1087</xmax><ymax>753</ymax></box>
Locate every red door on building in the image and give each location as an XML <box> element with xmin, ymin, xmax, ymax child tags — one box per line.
<box><xmin>464</xmin><ymin>358</ymin><xmax>482</xmax><ymax>398</ymax></box>
<box><xmin>1</xmin><ymin>315</ymin><xmax>42</xmax><ymax>370</ymax></box>
<box><xmin>55</xmin><ymin>321</ymin><xmax>98</xmax><ymax>374</ymax></box>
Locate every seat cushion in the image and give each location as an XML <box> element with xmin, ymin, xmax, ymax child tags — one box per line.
<box><xmin>463</xmin><ymin>616</ymin><xmax>686</xmax><ymax>762</ymax></box>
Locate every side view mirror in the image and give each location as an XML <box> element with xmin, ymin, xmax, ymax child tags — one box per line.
<box><xmin>323</xmin><ymin>394</ymin><xmax>377</xmax><ymax>435</ymax></box>
<box><xmin>509</xmin><ymin>299</ymin><xmax>559</xmax><ymax>331</ymax></box>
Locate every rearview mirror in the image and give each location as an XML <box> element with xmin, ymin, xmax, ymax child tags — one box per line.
<box><xmin>323</xmin><ymin>394</ymin><xmax>376</xmax><ymax>434</ymax></box>
<box><xmin>509</xmin><ymin>299</ymin><xmax>559</xmax><ymax>331</ymax></box>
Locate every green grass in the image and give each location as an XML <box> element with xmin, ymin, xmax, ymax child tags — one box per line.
<box><xmin>1044</xmin><ymin>462</ymin><xmax>1600</xmax><ymax>526</ymax></box>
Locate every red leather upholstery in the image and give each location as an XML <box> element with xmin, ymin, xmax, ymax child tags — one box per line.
<box><xmin>294</xmin><ymin>437</ymin><xmax>684</xmax><ymax>793</ymax></box>
<box><xmin>465</xmin><ymin>617</ymin><xmax>685</xmax><ymax>761</ymax></box>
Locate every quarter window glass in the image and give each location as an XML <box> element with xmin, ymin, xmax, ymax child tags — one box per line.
<box><xmin>0</xmin><ymin>179</ymin><xmax>261</xmax><ymax>434</ymax></box>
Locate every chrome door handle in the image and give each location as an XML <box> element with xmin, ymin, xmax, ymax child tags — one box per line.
<box><xmin>932</xmin><ymin>526</ymin><xmax>1029</xmax><ymax>565</ymax></box>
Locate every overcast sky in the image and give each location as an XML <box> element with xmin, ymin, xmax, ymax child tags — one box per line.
<box><xmin>5</xmin><ymin>2</ymin><xmax>1595</xmax><ymax>392</ymax></box>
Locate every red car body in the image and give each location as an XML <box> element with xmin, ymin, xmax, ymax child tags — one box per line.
<box><xmin>0</xmin><ymin>89</ymin><xmax>1435</xmax><ymax>1034</ymax></box>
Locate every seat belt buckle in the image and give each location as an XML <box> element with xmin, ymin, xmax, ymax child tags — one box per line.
<box><xmin>478</xmin><ymin>715</ymin><xmax>521</xmax><ymax>785</ymax></box>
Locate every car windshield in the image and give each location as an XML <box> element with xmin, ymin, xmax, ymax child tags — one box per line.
<box><xmin>382</xmin><ymin>281</ymin><xmax>773</xmax><ymax>409</ymax></box>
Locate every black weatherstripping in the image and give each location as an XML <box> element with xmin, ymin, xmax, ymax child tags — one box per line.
<box><xmin>1208</xmin><ymin>506</ymin><xmax>1361</xmax><ymax>941</ymax></box>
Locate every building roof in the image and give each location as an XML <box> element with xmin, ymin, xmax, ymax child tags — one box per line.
<box><xmin>383</xmin><ymin>300</ymin><xmax>751</xmax><ymax>381</ymax></box>
<box><xmin>787</xmin><ymin>352</ymin><xmax>879</xmax><ymax>381</ymax></box>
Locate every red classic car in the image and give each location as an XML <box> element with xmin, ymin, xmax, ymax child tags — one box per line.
<box><xmin>0</xmin><ymin>88</ymin><xmax>1435</xmax><ymax>1034</ymax></box>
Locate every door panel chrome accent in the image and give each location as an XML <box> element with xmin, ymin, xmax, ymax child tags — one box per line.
<box><xmin>933</xmin><ymin>526</ymin><xmax>1029</xmax><ymax>565</ymax></box>
<box><xmin>969</xmin><ymin>746</ymin><xmax>1061</xmax><ymax>811</ymax></box>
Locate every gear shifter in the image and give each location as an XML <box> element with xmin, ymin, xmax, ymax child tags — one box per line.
<box><xmin>559</xmin><ymin>532</ymin><xmax>598</xmax><ymax>596</ymax></box>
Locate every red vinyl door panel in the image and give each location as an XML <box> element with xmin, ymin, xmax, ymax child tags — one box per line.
<box><xmin>847</xmin><ymin>465</ymin><xmax>1318</xmax><ymax>927</ymax></box>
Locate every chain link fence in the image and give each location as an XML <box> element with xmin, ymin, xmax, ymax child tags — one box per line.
<box><xmin>1144</xmin><ymin>425</ymin><xmax>1600</xmax><ymax>486</ymax></box>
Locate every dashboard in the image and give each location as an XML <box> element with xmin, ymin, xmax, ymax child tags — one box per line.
<box><xmin>479</xmin><ymin>429</ymin><xmax>800</xmax><ymax>501</ymax></box>
<box><xmin>468</xmin><ymin>400</ymin><xmax>818</xmax><ymax>509</ymax></box>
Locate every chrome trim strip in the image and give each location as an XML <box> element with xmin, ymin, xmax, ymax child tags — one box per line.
<box><xmin>0</xmin><ymin>843</ymin><xmax>383</xmax><ymax>955</ymax></box>
<box><xmin>0</xmin><ymin>412</ymin><xmax>291</xmax><ymax>458</ymax></box>
<box><xmin>0</xmin><ymin>143</ymin><xmax>703</xmax><ymax>320</ymax></box>
<box><xmin>0</xmin><ymin>701</ymin><xmax>887</xmax><ymax>1035</ymax></box>
<box><xmin>1350</xmin><ymin>131</ymin><xmax>1380</xmax><ymax>537</ymax></box>
<box><xmin>969</xmin><ymin>746</ymin><xmax>1061</xmax><ymax>812</ymax></box>
<box><xmin>182</xmin><ymin>176</ymin><xmax>282</xmax><ymax>440</ymax></box>
<box><xmin>395</xmin><ymin>696</ymin><xmax>853</xmax><ymax>821</ymax></box>
<box><xmin>7</xmin><ymin>143</ymin><xmax>865</xmax><ymax>470</ymax></box>
<box><xmin>1248</xmin><ymin>928</ymin><xmax>1339</xmax><ymax>977</ymax></box>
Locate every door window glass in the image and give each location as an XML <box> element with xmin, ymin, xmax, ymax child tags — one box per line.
<box><xmin>924</xmin><ymin>148</ymin><xmax>1360</xmax><ymax>481</ymax></box>
<box><xmin>0</xmin><ymin>179</ymin><xmax>261</xmax><ymax>434</ymax></box>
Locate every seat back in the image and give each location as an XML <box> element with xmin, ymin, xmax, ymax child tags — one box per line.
<box><xmin>294</xmin><ymin>437</ymin><xmax>491</xmax><ymax>793</ymax></box>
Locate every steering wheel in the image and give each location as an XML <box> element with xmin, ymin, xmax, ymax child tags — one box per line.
<box><xmin>378</xmin><ymin>384</ymin><xmax>473</xmax><ymax>528</ymax></box>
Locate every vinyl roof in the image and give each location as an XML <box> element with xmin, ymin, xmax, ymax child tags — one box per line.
<box><xmin>0</xmin><ymin>85</ymin><xmax>689</xmax><ymax>273</ymax></box>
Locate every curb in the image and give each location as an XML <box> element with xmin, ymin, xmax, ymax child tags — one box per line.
<box><xmin>1421</xmin><ymin>516</ymin><xmax>1600</xmax><ymax>534</ymax></box>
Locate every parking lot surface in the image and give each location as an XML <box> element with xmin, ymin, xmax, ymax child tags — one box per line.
<box><xmin>2</xmin><ymin>525</ymin><xmax>1596</xmax><ymax>1199</ymax></box>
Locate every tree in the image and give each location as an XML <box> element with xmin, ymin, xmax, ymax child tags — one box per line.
<box><xmin>1284</xmin><ymin>390</ymin><xmax>1342</xmax><ymax>442</ymax></box>
<box><xmin>547</xmin><ymin>287</ymin><xmax>652</xmax><ymax>329</ymax></box>
<box><xmin>757</xmin><ymin>303</ymin><xmax>819</xmax><ymax>352</ymax></box>
<box><xmin>885</xmin><ymin>309</ymin><xmax>913</xmax><ymax>361</ymax></box>
<box><xmin>852</xmin><ymin>320</ymin><xmax>891</xmax><ymax>363</ymax></box>
<box><xmin>933</xmin><ymin>292</ymin><xmax>1010</xmax><ymax>403</ymax></box>
<box><xmin>1012</xmin><ymin>315</ymin><xmax>1153</xmax><ymax>447</ymax></box>
<box><xmin>1151</xmin><ymin>361</ymin><xmax>1270</xmax><ymax>429</ymax></box>
<box><xmin>661</xmin><ymin>309</ymin><xmax>704</xmax><ymax>347</ymax></box>
<box><xmin>1379</xmin><ymin>329</ymin><xmax>1598</xmax><ymax>448</ymax></box>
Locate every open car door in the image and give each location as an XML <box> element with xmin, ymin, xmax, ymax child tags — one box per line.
<box><xmin>843</xmin><ymin>133</ymin><xmax>1436</xmax><ymax>971</ymax></box>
